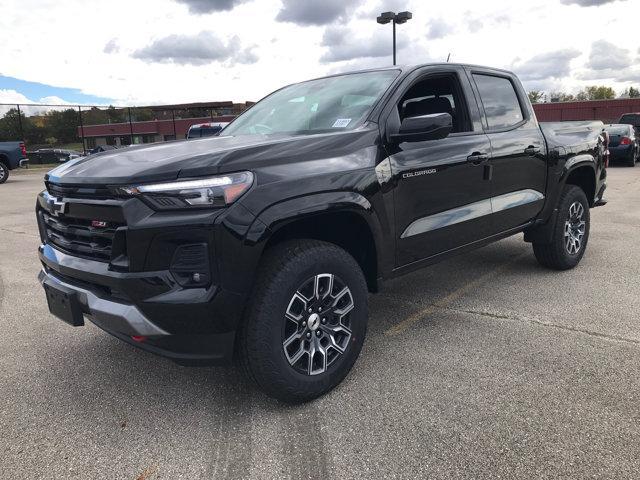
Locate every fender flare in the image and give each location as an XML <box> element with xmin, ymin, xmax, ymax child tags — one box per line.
<box><xmin>525</xmin><ymin>154</ymin><xmax>597</xmax><ymax>244</ymax></box>
<box><xmin>561</xmin><ymin>153</ymin><xmax>596</xmax><ymax>182</ymax></box>
<box><xmin>244</xmin><ymin>191</ymin><xmax>387</xmax><ymax>281</ymax></box>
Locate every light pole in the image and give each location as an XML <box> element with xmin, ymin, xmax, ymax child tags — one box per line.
<box><xmin>376</xmin><ymin>11</ymin><xmax>412</xmax><ymax>66</ymax></box>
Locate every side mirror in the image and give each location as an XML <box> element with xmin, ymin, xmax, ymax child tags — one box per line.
<box><xmin>390</xmin><ymin>112</ymin><xmax>453</xmax><ymax>143</ymax></box>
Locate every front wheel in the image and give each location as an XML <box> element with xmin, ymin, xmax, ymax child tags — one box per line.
<box><xmin>239</xmin><ymin>240</ymin><xmax>368</xmax><ymax>403</ymax></box>
<box><xmin>0</xmin><ymin>162</ymin><xmax>9</xmax><ymax>184</ymax></box>
<box><xmin>533</xmin><ymin>185</ymin><xmax>590</xmax><ymax>270</ymax></box>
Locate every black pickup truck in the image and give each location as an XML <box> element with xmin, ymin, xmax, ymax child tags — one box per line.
<box><xmin>36</xmin><ymin>64</ymin><xmax>607</xmax><ymax>402</ymax></box>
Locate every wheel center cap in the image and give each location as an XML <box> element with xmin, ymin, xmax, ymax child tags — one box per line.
<box><xmin>307</xmin><ymin>313</ymin><xmax>320</xmax><ymax>331</ymax></box>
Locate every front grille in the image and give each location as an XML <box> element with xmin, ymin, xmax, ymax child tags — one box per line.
<box><xmin>46</xmin><ymin>182</ymin><xmax>115</xmax><ymax>200</ymax></box>
<box><xmin>41</xmin><ymin>211</ymin><xmax>122</xmax><ymax>262</ymax></box>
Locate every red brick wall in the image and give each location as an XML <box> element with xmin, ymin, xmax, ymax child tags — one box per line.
<box><xmin>533</xmin><ymin>99</ymin><xmax>640</xmax><ymax>124</ymax></box>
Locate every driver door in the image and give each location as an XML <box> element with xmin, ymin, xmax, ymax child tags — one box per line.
<box><xmin>385</xmin><ymin>68</ymin><xmax>494</xmax><ymax>266</ymax></box>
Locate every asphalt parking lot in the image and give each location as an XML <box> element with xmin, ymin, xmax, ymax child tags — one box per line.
<box><xmin>1</xmin><ymin>166</ymin><xmax>640</xmax><ymax>479</ymax></box>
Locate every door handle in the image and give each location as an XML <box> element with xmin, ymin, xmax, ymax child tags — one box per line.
<box><xmin>467</xmin><ymin>152</ymin><xmax>489</xmax><ymax>165</ymax></box>
<box><xmin>524</xmin><ymin>146</ymin><xmax>540</xmax><ymax>155</ymax></box>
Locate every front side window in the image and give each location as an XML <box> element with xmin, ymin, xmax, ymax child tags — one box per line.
<box><xmin>473</xmin><ymin>74</ymin><xmax>524</xmax><ymax>130</ymax></box>
<box><xmin>398</xmin><ymin>74</ymin><xmax>471</xmax><ymax>133</ymax></box>
<box><xmin>223</xmin><ymin>70</ymin><xmax>400</xmax><ymax>136</ymax></box>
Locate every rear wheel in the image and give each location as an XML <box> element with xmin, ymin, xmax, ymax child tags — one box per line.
<box><xmin>0</xmin><ymin>162</ymin><xmax>8</xmax><ymax>184</ymax></box>
<box><xmin>533</xmin><ymin>185</ymin><xmax>590</xmax><ymax>270</ymax></box>
<box><xmin>239</xmin><ymin>240</ymin><xmax>368</xmax><ymax>403</ymax></box>
<box><xmin>627</xmin><ymin>149</ymin><xmax>636</xmax><ymax>167</ymax></box>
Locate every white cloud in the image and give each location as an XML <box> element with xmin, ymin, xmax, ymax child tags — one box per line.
<box><xmin>0</xmin><ymin>0</ymin><xmax>637</xmax><ymax>106</ymax></box>
<box><xmin>426</xmin><ymin>18</ymin><xmax>454</xmax><ymax>40</ymax></box>
<box><xmin>132</xmin><ymin>32</ymin><xmax>257</xmax><ymax>66</ymax></box>
<box><xmin>0</xmin><ymin>90</ymin><xmax>77</xmax><ymax>115</ymax></box>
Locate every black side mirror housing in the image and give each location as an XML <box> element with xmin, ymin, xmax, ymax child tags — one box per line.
<box><xmin>390</xmin><ymin>112</ymin><xmax>453</xmax><ymax>143</ymax></box>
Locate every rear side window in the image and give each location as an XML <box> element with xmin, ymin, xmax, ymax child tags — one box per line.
<box><xmin>473</xmin><ymin>74</ymin><xmax>524</xmax><ymax>130</ymax></box>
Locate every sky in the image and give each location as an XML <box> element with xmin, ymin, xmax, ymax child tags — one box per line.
<box><xmin>0</xmin><ymin>0</ymin><xmax>639</xmax><ymax>107</ymax></box>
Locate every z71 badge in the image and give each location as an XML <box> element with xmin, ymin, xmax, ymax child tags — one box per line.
<box><xmin>403</xmin><ymin>168</ymin><xmax>436</xmax><ymax>179</ymax></box>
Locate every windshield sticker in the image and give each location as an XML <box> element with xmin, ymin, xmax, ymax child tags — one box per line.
<box><xmin>332</xmin><ymin>118</ymin><xmax>352</xmax><ymax>128</ymax></box>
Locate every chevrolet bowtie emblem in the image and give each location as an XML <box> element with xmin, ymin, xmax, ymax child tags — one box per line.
<box><xmin>48</xmin><ymin>197</ymin><xmax>67</xmax><ymax>217</ymax></box>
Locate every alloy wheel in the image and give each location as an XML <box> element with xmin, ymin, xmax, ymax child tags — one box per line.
<box><xmin>564</xmin><ymin>201</ymin><xmax>586</xmax><ymax>255</ymax></box>
<box><xmin>282</xmin><ymin>273</ymin><xmax>354</xmax><ymax>376</ymax></box>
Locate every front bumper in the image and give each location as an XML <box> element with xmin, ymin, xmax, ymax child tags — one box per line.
<box><xmin>39</xmin><ymin>268</ymin><xmax>167</xmax><ymax>336</ymax></box>
<box><xmin>35</xmin><ymin>182</ymin><xmax>264</xmax><ymax>366</ymax></box>
<box><xmin>38</xmin><ymin>245</ymin><xmax>241</xmax><ymax>365</ymax></box>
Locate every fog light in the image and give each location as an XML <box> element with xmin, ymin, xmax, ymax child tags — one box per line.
<box><xmin>131</xmin><ymin>335</ymin><xmax>147</xmax><ymax>343</ymax></box>
<box><xmin>170</xmin><ymin>243</ymin><xmax>211</xmax><ymax>287</ymax></box>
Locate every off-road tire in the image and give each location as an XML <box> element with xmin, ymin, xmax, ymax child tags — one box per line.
<box><xmin>239</xmin><ymin>239</ymin><xmax>368</xmax><ymax>403</ymax></box>
<box><xmin>533</xmin><ymin>185</ymin><xmax>590</xmax><ymax>270</ymax></box>
<box><xmin>0</xmin><ymin>162</ymin><xmax>9</xmax><ymax>184</ymax></box>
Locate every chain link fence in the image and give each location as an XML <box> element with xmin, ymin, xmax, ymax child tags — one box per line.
<box><xmin>0</xmin><ymin>102</ymin><xmax>250</xmax><ymax>165</ymax></box>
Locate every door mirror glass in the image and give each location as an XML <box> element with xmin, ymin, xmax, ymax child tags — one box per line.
<box><xmin>390</xmin><ymin>112</ymin><xmax>452</xmax><ymax>143</ymax></box>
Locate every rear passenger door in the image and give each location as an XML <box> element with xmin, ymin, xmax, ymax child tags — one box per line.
<box><xmin>468</xmin><ymin>70</ymin><xmax>547</xmax><ymax>233</ymax></box>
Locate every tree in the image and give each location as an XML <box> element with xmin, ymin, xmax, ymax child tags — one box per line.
<box><xmin>528</xmin><ymin>90</ymin><xmax>544</xmax><ymax>104</ymax></box>
<box><xmin>576</xmin><ymin>85</ymin><xmax>616</xmax><ymax>101</ymax></box>
<box><xmin>621</xmin><ymin>86</ymin><xmax>640</xmax><ymax>98</ymax></box>
<box><xmin>45</xmin><ymin>108</ymin><xmax>79</xmax><ymax>144</ymax></box>
<box><xmin>0</xmin><ymin>108</ymin><xmax>25</xmax><ymax>141</ymax></box>
<box><xmin>131</xmin><ymin>108</ymin><xmax>155</xmax><ymax>121</ymax></box>
<box><xmin>0</xmin><ymin>108</ymin><xmax>46</xmax><ymax>145</ymax></box>
<box><xmin>548</xmin><ymin>91</ymin><xmax>575</xmax><ymax>103</ymax></box>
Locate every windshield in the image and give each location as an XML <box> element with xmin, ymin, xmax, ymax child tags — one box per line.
<box><xmin>224</xmin><ymin>70</ymin><xmax>400</xmax><ymax>136</ymax></box>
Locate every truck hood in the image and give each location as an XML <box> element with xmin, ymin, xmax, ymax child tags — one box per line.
<box><xmin>46</xmin><ymin>128</ymin><xmax>378</xmax><ymax>185</ymax></box>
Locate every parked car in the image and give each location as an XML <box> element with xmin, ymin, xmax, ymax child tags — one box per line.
<box><xmin>36</xmin><ymin>64</ymin><xmax>607</xmax><ymax>402</ymax></box>
<box><xmin>618</xmin><ymin>112</ymin><xmax>640</xmax><ymax>135</ymax></box>
<box><xmin>88</xmin><ymin>145</ymin><xmax>118</xmax><ymax>155</ymax></box>
<box><xmin>186</xmin><ymin>122</ymin><xmax>229</xmax><ymax>139</ymax></box>
<box><xmin>603</xmin><ymin>124</ymin><xmax>638</xmax><ymax>166</ymax></box>
<box><xmin>34</xmin><ymin>148</ymin><xmax>83</xmax><ymax>163</ymax></box>
<box><xmin>0</xmin><ymin>141</ymin><xmax>28</xmax><ymax>184</ymax></box>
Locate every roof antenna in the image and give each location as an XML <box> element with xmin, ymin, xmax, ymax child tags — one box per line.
<box><xmin>446</xmin><ymin>53</ymin><xmax>451</xmax><ymax>62</ymax></box>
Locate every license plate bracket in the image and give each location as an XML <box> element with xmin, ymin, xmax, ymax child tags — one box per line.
<box><xmin>43</xmin><ymin>278</ymin><xmax>84</xmax><ymax>327</ymax></box>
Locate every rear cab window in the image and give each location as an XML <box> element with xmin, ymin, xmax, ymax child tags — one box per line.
<box><xmin>472</xmin><ymin>74</ymin><xmax>524</xmax><ymax>130</ymax></box>
<box><xmin>604</xmin><ymin>125</ymin><xmax>631</xmax><ymax>136</ymax></box>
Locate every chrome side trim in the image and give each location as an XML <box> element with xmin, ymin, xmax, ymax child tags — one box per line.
<box><xmin>38</xmin><ymin>269</ymin><xmax>168</xmax><ymax>336</ymax></box>
<box><xmin>490</xmin><ymin>189</ymin><xmax>544</xmax><ymax>213</ymax></box>
<box><xmin>401</xmin><ymin>189</ymin><xmax>544</xmax><ymax>238</ymax></box>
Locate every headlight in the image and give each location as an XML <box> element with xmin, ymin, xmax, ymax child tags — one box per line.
<box><xmin>117</xmin><ymin>172</ymin><xmax>254</xmax><ymax>210</ymax></box>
